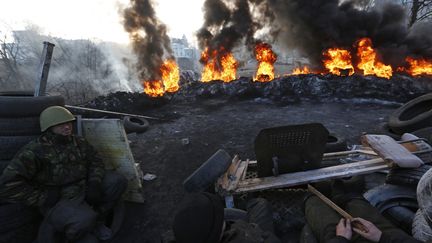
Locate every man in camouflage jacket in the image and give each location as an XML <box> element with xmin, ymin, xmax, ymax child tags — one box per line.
<box><xmin>0</xmin><ymin>106</ymin><xmax>128</xmax><ymax>243</ymax></box>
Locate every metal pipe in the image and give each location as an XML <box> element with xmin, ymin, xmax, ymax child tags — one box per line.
<box><xmin>35</xmin><ymin>41</ymin><xmax>55</xmax><ymax>97</ymax></box>
<box><xmin>65</xmin><ymin>105</ymin><xmax>164</xmax><ymax>121</ymax></box>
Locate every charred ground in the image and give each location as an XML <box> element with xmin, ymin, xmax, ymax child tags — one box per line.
<box><xmin>76</xmin><ymin>74</ymin><xmax>432</xmax><ymax>243</ymax></box>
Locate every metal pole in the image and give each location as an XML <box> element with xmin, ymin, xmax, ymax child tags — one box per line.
<box><xmin>34</xmin><ymin>41</ymin><xmax>55</xmax><ymax>97</ymax></box>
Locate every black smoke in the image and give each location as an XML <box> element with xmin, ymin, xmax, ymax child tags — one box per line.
<box><xmin>197</xmin><ymin>0</ymin><xmax>274</xmax><ymax>67</ymax></box>
<box><xmin>123</xmin><ymin>0</ymin><xmax>173</xmax><ymax>80</ymax></box>
<box><xmin>264</xmin><ymin>0</ymin><xmax>432</xmax><ymax>68</ymax></box>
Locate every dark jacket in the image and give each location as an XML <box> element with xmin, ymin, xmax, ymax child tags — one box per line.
<box><xmin>221</xmin><ymin>220</ymin><xmax>281</xmax><ymax>243</ymax></box>
<box><xmin>0</xmin><ymin>131</ymin><xmax>105</xmax><ymax>207</ymax></box>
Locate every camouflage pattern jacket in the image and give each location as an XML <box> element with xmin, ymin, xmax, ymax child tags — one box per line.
<box><xmin>0</xmin><ymin>131</ymin><xmax>105</xmax><ymax>207</ymax></box>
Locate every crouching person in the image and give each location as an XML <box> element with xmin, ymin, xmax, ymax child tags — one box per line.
<box><xmin>173</xmin><ymin>192</ymin><xmax>281</xmax><ymax>243</ymax></box>
<box><xmin>0</xmin><ymin>106</ymin><xmax>128</xmax><ymax>243</ymax></box>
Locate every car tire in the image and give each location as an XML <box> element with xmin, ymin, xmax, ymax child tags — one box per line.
<box><xmin>324</xmin><ymin>133</ymin><xmax>347</xmax><ymax>153</ymax></box>
<box><xmin>389</xmin><ymin>93</ymin><xmax>432</xmax><ymax>135</ymax></box>
<box><xmin>0</xmin><ymin>92</ymin><xmax>65</xmax><ymax>117</ymax></box>
<box><xmin>123</xmin><ymin>116</ymin><xmax>149</xmax><ymax>134</ymax></box>
<box><xmin>386</xmin><ymin>164</ymin><xmax>432</xmax><ymax>188</ymax></box>
<box><xmin>0</xmin><ymin>117</ymin><xmax>41</xmax><ymax>136</ymax></box>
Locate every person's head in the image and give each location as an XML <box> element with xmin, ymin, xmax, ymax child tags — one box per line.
<box><xmin>40</xmin><ymin>106</ymin><xmax>75</xmax><ymax>136</ymax></box>
<box><xmin>173</xmin><ymin>192</ymin><xmax>225</xmax><ymax>243</ymax></box>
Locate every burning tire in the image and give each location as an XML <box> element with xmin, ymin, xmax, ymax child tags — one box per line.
<box><xmin>183</xmin><ymin>149</ymin><xmax>232</xmax><ymax>193</ymax></box>
<box><xmin>324</xmin><ymin>133</ymin><xmax>347</xmax><ymax>153</ymax></box>
<box><xmin>123</xmin><ymin>116</ymin><xmax>149</xmax><ymax>134</ymax></box>
<box><xmin>389</xmin><ymin>93</ymin><xmax>432</xmax><ymax>135</ymax></box>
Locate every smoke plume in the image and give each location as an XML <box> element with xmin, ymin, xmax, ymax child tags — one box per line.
<box><xmin>123</xmin><ymin>0</ymin><xmax>173</xmax><ymax>80</ymax></box>
<box><xmin>197</xmin><ymin>0</ymin><xmax>274</xmax><ymax>67</ymax></box>
<box><xmin>264</xmin><ymin>0</ymin><xmax>432</xmax><ymax>68</ymax></box>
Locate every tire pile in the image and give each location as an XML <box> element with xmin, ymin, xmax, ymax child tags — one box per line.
<box><xmin>0</xmin><ymin>91</ymin><xmax>64</xmax><ymax>243</ymax></box>
<box><xmin>368</xmin><ymin>92</ymin><xmax>432</xmax><ymax>237</ymax></box>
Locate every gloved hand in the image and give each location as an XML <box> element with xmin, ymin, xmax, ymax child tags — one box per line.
<box><xmin>43</xmin><ymin>187</ymin><xmax>60</xmax><ymax>208</ymax></box>
<box><xmin>85</xmin><ymin>180</ymin><xmax>103</xmax><ymax>206</ymax></box>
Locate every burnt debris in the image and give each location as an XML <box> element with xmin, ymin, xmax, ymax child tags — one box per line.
<box><xmin>83</xmin><ymin>75</ymin><xmax>432</xmax><ymax>112</ymax></box>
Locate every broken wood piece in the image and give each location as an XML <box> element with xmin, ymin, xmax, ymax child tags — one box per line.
<box><xmin>218</xmin><ymin>155</ymin><xmax>249</xmax><ymax>194</ymax></box>
<box><xmin>361</xmin><ymin>134</ymin><xmax>423</xmax><ymax>168</ymax></box>
<box><xmin>308</xmin><ymin>184</ymin><xmax>369</xmax><ymax>233</ymax></box>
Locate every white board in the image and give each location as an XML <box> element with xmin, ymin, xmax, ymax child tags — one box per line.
<box><xmin>81</xmin><ymin>119</ymin><xmax>144</xmax><ymax>203</ymax></box>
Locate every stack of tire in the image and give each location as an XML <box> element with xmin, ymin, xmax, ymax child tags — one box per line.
<box><xmin>0</xmin><ymin>91</ymin><xmax>65</xmax><ymax>243</ymax></box>
<box><xmin>371</xmin><ymin>93</ymin><xmax>432</xmax><ymax>235</ymax></box>
<box><xmin>378</xmin><ymin>93</ymin><xmax>432</xmax><ymax>187</ymax></box>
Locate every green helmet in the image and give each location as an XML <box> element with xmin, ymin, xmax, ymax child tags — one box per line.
<box><xmin>40</xmin><ymin>106</ymin><xmax>75</xmax><ymax>132</ymax></box>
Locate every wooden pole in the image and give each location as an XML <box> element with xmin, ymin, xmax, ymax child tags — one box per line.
<box><xmin>308</xmin><ymin>184</ymin><xmax>369</xmax><ymax>233</ymax></box>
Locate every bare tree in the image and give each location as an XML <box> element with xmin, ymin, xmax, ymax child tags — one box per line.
<box><xmin>401</xmin><ymin>0</ymin><xmax>432</xmax><ymax>26</ymax></box>
<box><xmin>0</xmin><ymin>32</ymin><xmax>27</xmax><ymax>90</ymax></box>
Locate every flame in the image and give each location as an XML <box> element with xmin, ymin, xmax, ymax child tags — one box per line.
<box><xmin>200</xmin><ymin>47</ymin><xmax>237</xmax><ymax>82</ymax></box>
<box><xmin>405</xmin><ymin>57</ymin><xmax>432</xmax><ymax>76</ymax></box>
<box><xmin>254</xmin><ymin>43</ymin><xmax>277</xmax><ymax>82</ymax></box>
<box><xmin>292</xmin><ymin>66</ymin><xmax>313</xmax><ymax>75</ymax></box>
<box><xmin>143</xmin><ymin>80</ymin><xmax>165</xmax><ymax>97</ymax></box>
<box><xmin>160</xmin><ymin>59</ymin><xmax>180</xmax><ymax>93</ymax></box>
<box><xmin>143</xmin><ymin>59</ymin><xmax>180</xmax><ymax>97</ymax></box>
<box><xmin>323</xmin><ymin>48</ymin><xmax>354</xmax><ymax>76</ymax></box>
<box><xmin>357</xmin><ymin>38</ymin><xmax>392</xmax><ymax>79</ymax></box>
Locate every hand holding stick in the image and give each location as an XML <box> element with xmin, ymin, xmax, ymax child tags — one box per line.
<box><xmin>307</xmin><ymin>184</ymin><xmax>369</xmax><ymax>233</ymax></box>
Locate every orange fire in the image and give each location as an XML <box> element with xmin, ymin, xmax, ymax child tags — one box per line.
<box><xmin>160</xmin><ymin>59</ymin><xmax>180</xmax><ymax>93</ymax></box>
<box><xmin>292</xmin><ymin>66</ymin><xmax>313</xmax><ymax>75</ymax></box>
<box><xmin>143</xmin><ymin>59</ymin><xmax>180</xmax><ymax>97</ymax></box>
<box><xmin>143</xmin><ymin>80</ymin><xmax>165</xmax><ymax>97</ymax></box>
<box><xmin>200</xmin><ymin>47</ymin><xmax>238</xmax><ymax>82</ymax></box>
<box><xmin>254</xmin><ymin>43</ymin><xmax>277</xmax><ymax>82</ymax></box>
<box><xmin>405</xmin><ymin>57</ymin><xmax>432</xmax><ymax>76</ymax></box>
<box><xmin>357</xmin><ymin>38</ymin><xmax>392</xmax><ymax>79</ymax></box>
<box><xmin>323</xmin><ymin>48</ymin><xmax>354</xmax><ymax>76</ymax></box>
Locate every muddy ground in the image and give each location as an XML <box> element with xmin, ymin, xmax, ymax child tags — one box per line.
<box><xmin>106</xmin><ymin>97</ymin><xmax>399</xmax><ymax>243</ymax></box>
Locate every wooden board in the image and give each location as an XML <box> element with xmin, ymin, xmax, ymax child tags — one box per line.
<box><xmin>81</xmin><ymin>119</ymin><xmax>144</xmax><ymax>203</ymax></box>
<box><xmin>362</xmin><ymin>134</ymin><xmax>423</xmax><ymax>168</ymax></box>
<box><xmin>233</xmin><ymin>158</ymin><xmax>390</xmax><ymax>194</ymax></box>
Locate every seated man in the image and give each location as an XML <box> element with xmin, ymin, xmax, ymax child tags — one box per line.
<box><xmin>173</xmin><ymin>192</ymin><xmax>281</xmax><ymax>243</ymax></box>
<box><xmin>0</xmin><ymin>106</ymin><xmax>128</xmax><ymax>243</ymax></box>
<box><xmin>305</xmin><ymin>180</ymin><xmax>422</xmax><ymax>243</ymax></box>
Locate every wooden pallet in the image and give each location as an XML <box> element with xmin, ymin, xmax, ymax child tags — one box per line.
<box><xmin>216</xmin><ymin>136</ymin><xmax>432</xmax><ymax>201</ymax></box>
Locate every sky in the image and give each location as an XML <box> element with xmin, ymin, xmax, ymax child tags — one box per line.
<box><xmin>0</xmin><ymin>0</ymin><xmax>205</xmax><ymax>45</ymax></box>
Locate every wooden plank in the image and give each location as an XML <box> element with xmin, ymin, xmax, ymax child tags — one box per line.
<box><xmin>234</xmin><ymin>158</ymin><xmax>390</xmax><ymax>194</ymax></box>
<box><xmin>362</xmin><ymin>134</ymin><xmax>423</xmax><ymax>168</ymax></box>
<box><xmin>82</xmin><ymin>119</ymin><xmax>144</xmax><ymax>203</ymax></box>
<box><xmin>308</xmin><ymin>185</ymin><xmax>369</xmax><ymax>233</ymax></box>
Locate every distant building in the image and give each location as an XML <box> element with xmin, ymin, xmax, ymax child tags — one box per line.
<box><xmin>171</xmin><ymin>35</ymin><xmax>199</xmax><ymax>71</ymax></box>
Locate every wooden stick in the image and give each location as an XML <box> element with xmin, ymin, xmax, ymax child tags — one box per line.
<box><xmin>308</xmin><ymin>184</ymin><xmax>369</xmax><ymax>233</ymax></box>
